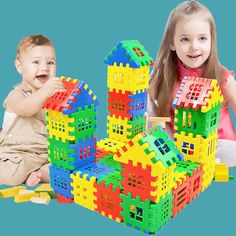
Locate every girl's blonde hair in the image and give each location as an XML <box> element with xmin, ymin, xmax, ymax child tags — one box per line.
<box><xmin>16</xmin><ymin>34</ymin><xmax>54</xmax><ymax>60</ymax></box>
<box><xmin>149</xmin><ymin>0</ymin><xmax>223</xmax><ymax>117</ymax></box>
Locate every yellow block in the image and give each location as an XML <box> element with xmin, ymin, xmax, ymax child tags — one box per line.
<box><xmin>35</xmin><ymin>184</ymin><xmax>53</xmax><ymax>192</ymax></box>
<box><xmin>70</xmin><ymin>172</ymin><xmax>97</xmax><ymax>211</ymax></box>
<box><xmin>107</xmin><ymin>63</ymin><xmax>149</xmax><ymax>94</ymax></box>
<box><xmin>14</xmin><ymin>192</ymin><xmax>39</xmax><ymax>203</ymax></box>
<box><xmin>214</xmin><ymin>163</ymin><xmax>229</xmax><ymax>182</ymax></box>
<box><xmin>0</xmin><ymin>186</ymin><xmax>26</xmax><ymax>198</ymax></box>
<box><xmin>97</xmin><ymin>138</ymin><xmax>125</xmax><ymax>153</ymax></box>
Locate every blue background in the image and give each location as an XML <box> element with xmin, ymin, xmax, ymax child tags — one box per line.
<box><xmin>0</xmin><ymin>0</ymin><xmax>235</xmax><ymax>236</ymax></box>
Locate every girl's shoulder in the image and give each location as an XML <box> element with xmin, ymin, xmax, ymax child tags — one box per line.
<box><xmin>220</xmin><ymin>65</ymin><xmax>234</xmax><ymax>90</ymax></box>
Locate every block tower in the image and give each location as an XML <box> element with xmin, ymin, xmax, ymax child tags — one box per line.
<box><xmin>43</xmin><ymin>77</ymin><xmax>99</xmax><ymax>202</ymax></box>
<box><xmin>173</xmin><ymin>76</ymin><xmax>223</xmax><ymax>191</ymax></box>
<box><xmin>97</xmin><ymin>40</ymin><xmax>154</xmax><ymax>154</ymax></box>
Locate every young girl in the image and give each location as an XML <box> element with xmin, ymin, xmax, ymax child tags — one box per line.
<box><xmin>0</xmin><ymin>35</ymin><xmax>65</xmax><ymax>186</ymax></box>
<box><xmin>148</xmin><ymin>1</ymin><xmax>236</xmax><ymax>167</ymax></box>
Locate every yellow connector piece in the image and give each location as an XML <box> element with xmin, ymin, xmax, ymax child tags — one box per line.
<box><xmin>0</xmin><ymin>186</ymin><xmax>26</xmax><ymax>198</ymax></box>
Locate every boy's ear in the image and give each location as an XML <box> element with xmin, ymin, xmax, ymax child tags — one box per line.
<box><xmin>15</xmin><ymin>59</ymin><xmax>22</xmax><ymax>74</ymax></box>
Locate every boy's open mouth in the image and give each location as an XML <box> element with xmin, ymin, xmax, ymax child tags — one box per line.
<box><xmin>36</xmin><ymin>75</ymin><xmax>49</xmax><ymax>83</ymax></box>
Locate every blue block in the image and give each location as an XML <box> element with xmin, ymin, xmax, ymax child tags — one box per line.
<box><xmin>73</xmin><ymin>162</ymin><xmax>115</xmax><ymax>181</ymax></box>
<box><xmin>49</xmin><ymin>165</ymin><xmax>73</xmax><ymax>199</ymax></box>
<box><xmin>69</xmin><ymin>136</ymin><xmax>96</xmax><ymax>168</ymax></box>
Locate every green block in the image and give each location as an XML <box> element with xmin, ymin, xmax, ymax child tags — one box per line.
<box><xmin>97</xmin><ymin>171</ymin><xmax>123</xmax><ymax>191</ymax></box>
<box><xmin>175</xmin><ymin>161</ymin><xmax>201</xmax><ymax>177</ymax></box>
<box><xmin>138</xmin><ymin>126</ymin><xmax>181</xmax><ymax>168</ymax></box>
<box><xmin>127</xmin><ymin>115</ymin><xmax>146</xmax><ymax>139</ymax></box>
<box><xmin>121</xmin><ymin>40</ymin><xmax>153</xmax><ymax>67</ymax></box>
<box><xmin>175</xmin><ymin>102</ymin><xmax>221</xmax><ymax>137</ymax></box>
<box><xmin>120</xmin><ymin>192</ymin><xmax>173</xmax><ymax>234</ymax></box>
<box><xmin>69</xmin><ymin>104</ymin><xmax>97</xmax><ymax>142</ymax></box>
<box><xmin>48</xmin><ymin>137</ymin><xmax>76</xmax><ymax>171</ymax></box>
<box><xmin>98</xmin><ymin>156</ymin><xmax>122</xmax><ymax>171</ymax></box>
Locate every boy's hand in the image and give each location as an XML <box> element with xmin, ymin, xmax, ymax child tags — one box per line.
<box><xmin>42</xmin><ymin>77</ymin><xmax>66</xmax><ymax>97</ymax></box>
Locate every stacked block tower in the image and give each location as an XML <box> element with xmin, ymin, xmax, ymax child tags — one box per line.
<box><xmin>97</xmin><ymin>40</ymin><xmax>154</xmax><ymax>155</ymax></box>
<box><xmin>43</xmin><ymin>77</ymin><xmax>99</xmax><ymax>202</ymax></box>
<box><xmin>173</xmin><ymin>76</ymin><xmax>223</xmax><ymax>191</ymax></box>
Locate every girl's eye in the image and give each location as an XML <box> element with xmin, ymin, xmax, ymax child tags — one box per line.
<box><xmin>32</xmin><ymin>61</ymin><xmax>39</xmax><ymax>64</ymax></box>
<box><xmin>199</xmin><ymin>36</ymin><xmax>208</xmax><ymax>42</ymax></box>
<box><xmin>180</xmin><ymin>37</ymin><xmax>189</xmax><ymax>43</ymax></box>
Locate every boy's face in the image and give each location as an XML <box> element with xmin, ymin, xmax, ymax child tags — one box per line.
<box><xmin>170</xmin><ymin>13</ymin><xmax>211</xmax><ymax>69</ymax></box>
<box><xmin>15</xmin><ymin>45</ymin><xmax>56</xmax><ymax>92</ymax></box>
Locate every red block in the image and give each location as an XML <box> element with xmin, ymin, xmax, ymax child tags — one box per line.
<box><xmin>95</xmin><ymin>181</ymin><xmax>123</xmax><ymax>222</ymax></box>
<box><xmin>121</xmin><ymin>160</ymin><xmax>158</xmax><ymax>202</ymax></box>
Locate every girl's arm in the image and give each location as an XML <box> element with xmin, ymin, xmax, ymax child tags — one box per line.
<box><xmin>223</xmin><ymin>75</ymin><xmax>236</xmax><ymax>115</ymax></box>
<box><xmin>4</xmin><ymin>77</ymin><xmax>65</xmax><ymax>117</ymax></box>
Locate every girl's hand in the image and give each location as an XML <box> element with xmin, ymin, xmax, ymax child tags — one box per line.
<box><xmin>42</xmin><ymin>77</ymin><xmax>66</xmax><ymax>97</ymax></box>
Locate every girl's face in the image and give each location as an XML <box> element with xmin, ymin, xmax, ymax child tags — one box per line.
<box><xmin>171</xmin><ymin>13</ymin><xmax>211</xmax><ymax>69</ymax></box>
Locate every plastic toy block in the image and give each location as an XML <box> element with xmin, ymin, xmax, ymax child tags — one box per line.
<box><xmin>120</xmin><ymin>192</ymin><xmax>173</xmax><ymax>234</ymax></box>
<box><xmin>48</xmin><ymin>138</ymin><xmax>76</xmax><ymax>171</ymax></box>
<box><xmin>35</xmin><ymin>184</ymin><xmax>57</xmax><ymax>199</ymax></box>
<box><xmin>70</xmin><ymin>163</ymin><xmax>115</xmax><ymax>210</ymax></box>
<box><xmin>97</xmin><ymin>138</ymin><xmax>126</xmax><ymax>153</ymax></box>
<box><xmin>57</xmin><ymin>195</ymin><xmax>73</xmax><ymax>204</ymax></box>
<box><xmin>49</xmin><ymin>136</ymin><xmax>96</xmax><ymax>171</ymax></box>
<box><xmin>43</xmin><ymin>77</ymin><xmax>99</xmax><ymax>115</ymax></box>
<box><xmin>49</xmin><ymin>165</ymin><xmax>73</xmax><ymax>200</ymax></box>
<box><xmin>31</xmin><ymin>192</ymin><xmax>51</xmax><ymax>205</ymax></box>
<box><xmin>18</xmin><ymin>189</ymin><xmax>35</xmax><ymax>195</ymax></box>
<box><xmin>46</xmin><ymin>104</ymin><xmax>97</xmax><ymax>143</ymax></box>
<box><xmin>70</xmin><ymin>171</ymin><xmax>97</xmax><ymax>210</ymax></box>
<box><xmin>214</xmin><ymin>163</ymin><xmax>233</xmax><ymax>182</ymax></box>
<box><xmin>138</xmin><ymin>126</ymin><xmax>183</xmax><ymax>168</ymax></box>
<box><xmin>95</xmin><ymin>171</ymin><xmax>123</xmax><ymax>222</ymax></box>
<box><xmin>173</xmin><ymin>76</ymin><xmax>223</xmax><ymax>112</ymax></box>
<box><xmin>174</xmin><ymin>131</ymin><xmax>217</xmax><ymax>164</ymax></box>
<box><xmin>120</xmin><ymin>160</ymin><xmax>159</xmax><ymax>203</ymax></box>
<box><xmin>107</xmin><ymin>64</ymin><xmax>149</xmax><ymax>94</ymax></box>
<box><xmin>175</xmin><ymin>161</ymin><xmax>201</xmax><ymax>177</ymax></box>
<box><xmin>108</xmin><ymin>89</ymin><xmax>147</xmax><ymax>119</ymax></box>
<box><xmin>174</xmin><ymin>102</ymin><xmax>221</xmax><ymax>138</ymax></box>
<box><xmin>171</xmin><ymin>171</ymin><xmax>189</xmax><ymax>218</ymax></box>
<box><xmin>104</xmin><ymin>40</ymin><xmax>154</xmax><ymax>68</ymax></box>
<box><xmin>0</xmin><ymin>186</ymin><xmax>26</xmax><ymax>198</ymax></box>
<box><xmin>74</xmin><ymin>162</ymin><xmax>115</xmax><ymax>181</ymax></box>
<box><xmin>175</xmin><ymin>161</ymin><xmax>203</xmax><ymax>203</ymax></box>
<box><xmin>201</xmin><ymin>156</ymin><xmax>216</xmax><ymax>192</ymax></box>
<box><xmin>107</xmin><ymin>115</ymin><xmax>146</xmax><ymax>142</ymax></box>
<box><xmin>14</xmin><ymin>192</ymin><xmax>39</xmax><ymax>203</ymax></box>
<box><xmin>95</xmin><ymin>147</ymin><xmax>112</xmax><ymax>160</ymax></box>
<box><xmin>97</xmin><ymin>156</ymin><xmax>122</xmax><ymax>171</ymax></box>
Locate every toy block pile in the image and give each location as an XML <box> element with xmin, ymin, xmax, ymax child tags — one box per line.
<box><xmin>173</xmin><ymin>76</ymin><xmax>223</xmax><ymax>191</ymax></box>
<box><xmin>40</xmin><ymin>41</ymin><xmax>224</xmax><ymax>234</ymax></box>
<box><xmin>0</xmin><ymin>184</ymin><xmax>55</xmax><ymax>204</ymax></box>
<box><xmin>43</xmin><ymin>77</ymin><xmax>99</xmax><ymax>202</ymax></box>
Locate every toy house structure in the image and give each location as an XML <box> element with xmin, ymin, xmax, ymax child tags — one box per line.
<box><xmin>173</xmin><ymin>76</ymin><xmax>223</xmax><ymax>190</ymax></box>
<box><xmin>101</xmin><ymin>40</ymin><xmax>153</xmax><ymax>149</ymax></box>
<box><xmin>42</xmin><ymin>42</ymin><xmax>224</xmax><ymax>234</ymax></box>
<box><xmin>43</xmin><ymin>77</ymin><xmax>99</xmax><ymax>201</ymax></box>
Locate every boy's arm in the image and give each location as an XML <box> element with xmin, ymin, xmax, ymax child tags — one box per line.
<box><xmin>4</xmin><ymin>77</ymin><xmax>65</xmax><ymax>117</ymax></box>
<box><xmin>223</xmin><ymin>75</ymin><xmax>236</xmax><ymax>115</ymax></box>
